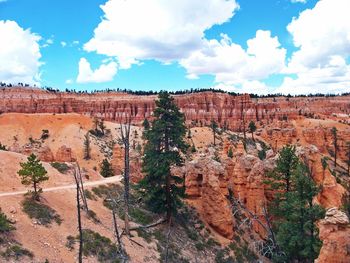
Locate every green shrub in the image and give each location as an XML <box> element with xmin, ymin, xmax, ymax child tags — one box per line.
<box><xmin>87</xmin><ymin>210</ymin><xmax>100</xmax><ymax>224</ymax></box>
<box><xmin>1</xmin><ymin>244</ymin><xmax>33</xmax><ymax>260</ymax></box>
<box><xmin>129</xmin><ymin>207</ymin><xmax>153</xmax><ymax>225</ymax></box>
<box><xmin>78</xmin><ymin>229</ymin><xmax>121</xmax><ymax>262</ymax></box>
<box><xmin>135</xmin><ymin>229</ymin><xmax>152</xmax><ymax>243</ymax></box>
<box><xmin>50</xmin><ymin>162</ymin><xmax>70</xmax><ymax>174</ymax></box>
<box><xmin>84</xmin><ymin>189</ymin><xmax>97</xmax><ymax>201</ymax></box>
<box><xmin>258</xmin><ymin>149</ymin><xmax>266</xmax><ymax>160</ymax></box>
<box><xmin>22</xmin><ymin>199</ymin><xmax>62</xmax><ymax>226</ymax></box>
<box><xmin>227</xmin><ymin>147</ymin><xmax>233</xmax><ymax>158</ymax></box>
<box><xmin>0</xmin><ymin>210</ymin><xmax>15</xmax><ymax>233</ymax></box>
<box><xmin>215</xmin><ymin>248</ymin><xmax>234</xmax><ymax>263</ymax></box>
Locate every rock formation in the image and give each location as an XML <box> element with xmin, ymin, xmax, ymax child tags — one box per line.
<box><xmin>316</xmin><ymin>208</ymin><xmax>350</xmax><ymax>263</ymax></box>
<box><xmin>111</xmin><ymin>144</ymin><xmax>142</xmax><ymax>182</ymax></box>
<box><xmin>180</xmin><ymin>156</ymin><xmax>234</xmax><ymax>239</ymax></box>
<box><xmin>55</xmin><ymin>145</ymin><xmax>76</xmax><ymax>162</ymax></box>
<box><xmin>1</xmin><ymin>87</ymin><xmax>349</xmax><ymax>131</ymax></box>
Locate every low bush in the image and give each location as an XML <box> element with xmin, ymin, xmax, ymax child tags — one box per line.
<box><xmin>0</xmin><ymin>210</ymin><xmax>15</xmax><ymax>233</ymax></box>
<box><xmin>78</xmin><ymin>229</ymin><xmax>121</xmax><ymax>262</ymax></box>
<box><xmin>1</xmin><ymin>244</ymin><xmax>33</xmax><ymax>260</ymax></box>
<box><xmin>22</xmin><ymin>199</ymin><xmax>62</xmax><ymax>226</ymax></box>
<box><xmin>50</xmin><ymin>162</ymin><xmax>70</xmax><ymax>174</ymax></box>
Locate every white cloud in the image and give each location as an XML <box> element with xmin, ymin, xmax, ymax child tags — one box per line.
<box><xmin>180</xmin><ymin>30</ymin><xmax>286</xmax><ymax>84</ymax></box>
<box><xmin>42</xmin><ymin>37</ymin><xmax>54</xmax><ymax>48</ymax></box>
<box><xmin>72</xmin><ymin>40</ymin><xmax>79</xmax><ymax>45</ymax></box>
<box><xmin>60</xmin><ymin>41</ymin><xmax>67</xmax><ymax>47</ymax></box>
<box><xmin>287</xmin><ymin>0</ymin><xmax>350</xmax><ymax>72</ymax></box>
<box><xmin>276</xmin><ymin>56</ymin><xmax>350</xmax><ymax>95</ymax></box>
<box><xmin>84</xmin><ymin>0</ymin><xmax>239</xmax><ymax>68</ymax></box>
<box><xmin>76</xmin><ymin>58</ymin><xmax>118</xmax><ymax>83</ymax></box>
<box><xmin>0</xmin><ymin>20</ymin><xmax>42</xmax><ymax>84</ymax></box>
<box><xmin>65</xmin><ymin>79</ymin><xmax>73</xmax><ymax>84</ymax></box>
<box><xmin>211</xmin><ymin>80</ymin><xmax>270</xmax><ymax>95</ymax></box>
<box><xmin>282</xmin><ymin>0</ymin><xmax>350</xmax><ymax>94</ymax></box>
<box><xmin>291</xmin><ymin>0</ymin><xmax>307</xmax><ymax>3</ymax></box>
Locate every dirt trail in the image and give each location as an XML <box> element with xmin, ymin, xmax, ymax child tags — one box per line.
<box><xmin>0</xmin><ymin>175</ymin><xmax>122</xmax><ymax>197</ymax></box>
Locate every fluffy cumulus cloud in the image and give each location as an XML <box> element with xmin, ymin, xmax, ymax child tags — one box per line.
<box><xmin>76</xmin><ymin>58</ymin><xmax>118</xmax><ymax>83</ymax></box>
<box><xmin>84</xmin><ymin>0</ymin><xmax>239</xmax><ymax>69</ymax></box>
<box><xmin>180</xmin><ymin>30</ymin><xmax>286</xmax><ymax>84</ymax></box>
<box><xmin>0</xmin><ymin>20</ymin><xmax>42</xmax><ymax>84</ymax></box>
<box><xmin>282</xmin><ymin>0</ymin><xmax>350</xmax><ymax>94</ymax></box>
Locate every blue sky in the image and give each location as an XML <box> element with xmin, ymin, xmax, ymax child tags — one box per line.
<box><xmin>0</xmin><ymin>0</ymin><xmax>349</xmax><ymax>94</ymax></box>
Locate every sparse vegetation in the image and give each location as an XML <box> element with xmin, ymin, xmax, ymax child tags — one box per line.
<box><xmin>22</xmin><ymin>198</ymin><xmax>62</xmax><ymax>226</ymax></box>
<box><xmin>70</xmin><ymin>229</ymin><xmax>122</xmax><ymax>263</ymax></box>
<box><xmin>50</xmin><ymin>162</ymin><xmax>70</xmax><ymax>174</ymax></box>
<box><xmin>41</xmin><ymin>129</ymin><xmax>49</xmax><ymax>140</ymax></box>
<box><xmin>0</xmin><ymin>209</ymin><xmax>15</xmax><ymax>233</ymax></box>
<box><xmin>1</xmin><ymin>244</ymin><xmax>33</xmax><ymax>260</ymax></box>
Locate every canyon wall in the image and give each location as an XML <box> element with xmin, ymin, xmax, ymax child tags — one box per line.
<box><xmin>1</xmin><ymin>87</ymin><xmax>349</xmax><ymax>130</ymax></box>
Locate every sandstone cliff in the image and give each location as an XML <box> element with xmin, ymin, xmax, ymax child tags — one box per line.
<box><xmin>1</xmin><ymin>87</ymin><xmax>349</xmax><ymax>130</ymax></box>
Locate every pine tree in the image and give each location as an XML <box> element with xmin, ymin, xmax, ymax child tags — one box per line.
<box><xmin>248</xmin><ymin>121</ymin><xmax>257</xmax><ymax>141</ymax></box>
<box><xmin>100</xmin><ymin>159</ymin><xmax>114</xmax><ymax>178</ymax></box>
<box><xmin>273</xmin><ymin>163</ymin><xmax>325</xmax><ymax>262</ymax></box>
<box><xmin>17</xmin><ymin>154</ymin><xmax>49</xmax><ymax>200</ymax></box>
<box><xmin>265</xmin><ymin>145</ymin><xmax>299</xmax><ymax>193</ymax></box>
<box><xmin>138</xmin><ymin>92</ymin><xmax>188</xmax><ymax>222</ymax></box>
<box><xmin>211</xmin><ymin>120</ymin><xmax>218</xmax><ymax>146</ymax></box>
<box><xmin>227</xmin><ymin>147</ymin><xmax>233</xmax><ymax>158</ymax></box>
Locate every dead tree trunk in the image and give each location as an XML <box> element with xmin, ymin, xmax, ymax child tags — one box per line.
<box><xmin>75</xmin><ymin>163</ymin><xmax>88</xmax><ymax>212</ymax></box>
<box><xmin>74</xmin><ymin>169</ymin><xmax>83</xmax><ymax>263</ymax></box>
<box><xmin>120</xmin><ymin>116</ymin><xmax>131</xmax><ymax>236</ymax></box>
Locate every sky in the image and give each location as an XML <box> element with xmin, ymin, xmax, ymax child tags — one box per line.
<box><xmin>0</xmin><ymin>0</ymin><xmax>349</xmax><ymax>94</ymax></box>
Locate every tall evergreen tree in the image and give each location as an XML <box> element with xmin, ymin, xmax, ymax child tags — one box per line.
<box><xmin>17</xmin><ymin>154</ymin><xmax>49</xmax><ymax>200</ymax></box>
<box><xmin>273</xmin><ymin>163</ymin><xmax>325</xmax><ymax>262</ymax></box>
<box><xmin>248</xmin><ymin>121</ymin><xmax>257</xmax><ymax>141</ymax></box>
<box><xmin>138</xmin><ymin>92</ymin><xmax>188</xmax><ymax>222</ymax></box>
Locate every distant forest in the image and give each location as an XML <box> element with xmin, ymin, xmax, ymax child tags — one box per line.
<box><xmin>1</xmin><ymin>81</ymin><xmax>349</xmax><ymax>99</ymax></box>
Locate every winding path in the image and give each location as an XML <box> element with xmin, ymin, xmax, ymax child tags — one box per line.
<box><xmin>0</xmin><ymin>175</ymin><xmax>122</xmax><ymax>197</ymax></box>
